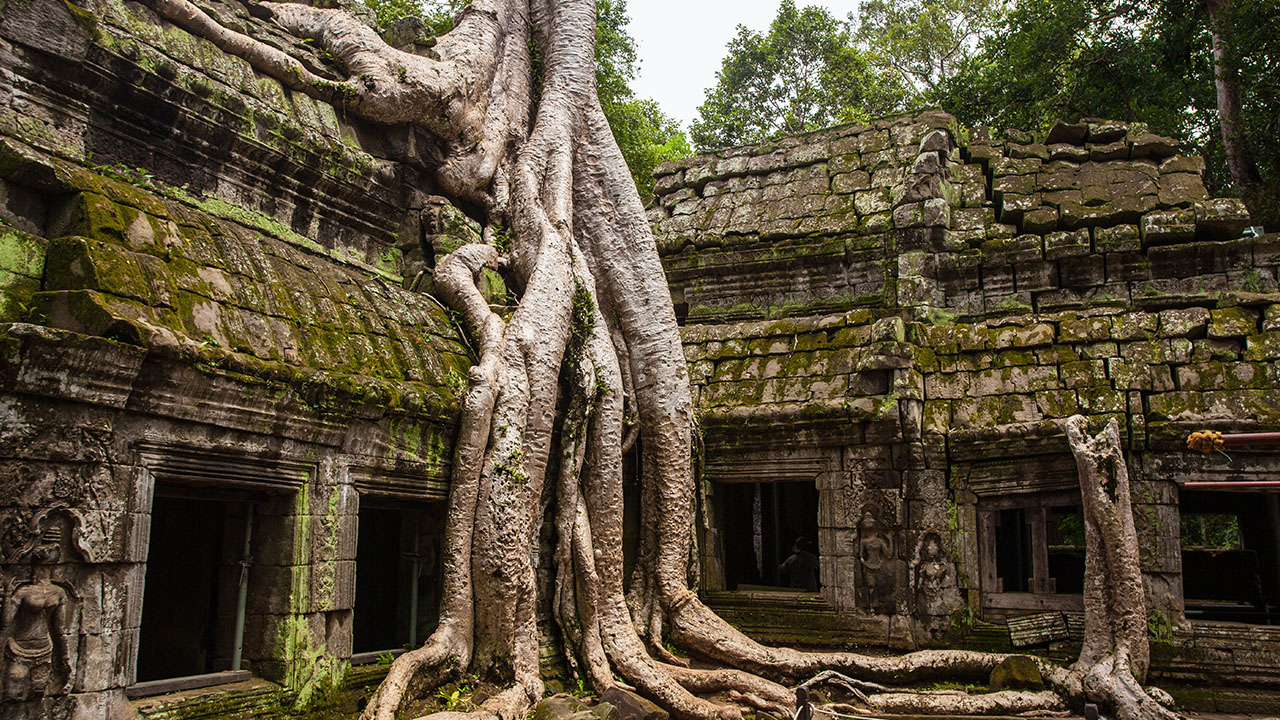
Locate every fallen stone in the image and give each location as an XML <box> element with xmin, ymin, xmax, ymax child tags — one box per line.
<box><xmin>533</xmin><ymin>694</ymin><xmax>601</xmax><ymax>720</ymax></box>
<box><xmin>593</xmin><ymin>702</ymin><xmax>621</xmax><ymax>720</ymax></box>
<box><xmin>1086</xmin><ymin>121</ymin><xmax>1128</xmax><ymax>144</ymax></box>
<box><xmin>1049</xmin><ymin>143</ymin><xmax>1090</xmax><ymax>162</ymax></box>
<box><xmin>1129</xmin><ymin>132</ymin><xmax>1178</xmax><ymax>159</ymax></box>
<box><xmin>1088</xmin><ymin>141</ymin><xmax>1129</xmax><ymax>162</ymax></box>
<box><xmin>1046</xmin><ymin>120</ymin><xmax>1088</xmax><ymax>145</ymax></box>
<box><xmin>989</xmin><ymin>654</ymin><xmax>1045</xmax><ymax>691</ymax></box>
<box><xmin>1194</xmin><ymin>198</ymin><xmax>1250</xmax><ymax>240</ymax></box>
<box><xmin>600</xmin><ymin>687</ymin><xmax>669</xmax><ymax>720</ymax></box>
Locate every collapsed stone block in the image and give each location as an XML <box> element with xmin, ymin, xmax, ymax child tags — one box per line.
<box><xmin>1046</xmin><ymin>120</ymin><xmax>1088</xmax><ymax>145</ymax></box>
<box><xmin>1140</xmin><ymin>209</ymin><xmax>1197</xmax><ymax>245</ymax></box>
<box><xmin>1194</xmin><ymin>198</ymin><xmax>1251</xmax><ymax>240</ymax></box>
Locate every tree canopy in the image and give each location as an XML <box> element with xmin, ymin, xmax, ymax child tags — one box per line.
<box><xmin>688</xmin><ymin>0</ymin><xmax>1277</xmax><ymax>222</ymax></box>
<box><xmin>690</xmin><ymin>0</ymin><xmax>904</xmax><ymax>151</ymax></box>
<box><xmin>932</xmin><ymin>0</ymin><xmax>1278</xmax><ymax>223</ymax></box>
<box><xmin>854</xmin><ymin>0</ymin><xmax>1004</xmax><ymax>103</ymax></box>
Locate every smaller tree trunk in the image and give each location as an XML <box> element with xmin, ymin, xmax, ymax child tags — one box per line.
<box><xmin>1064</xmin><ymin>416</ymin><xmax>1178</xmax><ymax>720</ymax></box>
<box><xmin>1205</xmin><ymin>0</ymin><xmax>1261</xmax><ymax>194</ymax></box>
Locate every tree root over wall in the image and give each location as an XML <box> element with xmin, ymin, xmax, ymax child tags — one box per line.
<box><xmin>140</xmin><ymin>2</ymin><xmax>1184</xmax><ymax>718</ymax></box>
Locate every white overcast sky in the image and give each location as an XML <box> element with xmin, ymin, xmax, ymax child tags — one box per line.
<box><xmin>626</xmin><ymin>1</ymin><xmax>865</xmax><ymax>130</ymax></box>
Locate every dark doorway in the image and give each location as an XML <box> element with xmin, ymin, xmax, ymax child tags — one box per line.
<box><xmin>1180</xmin><ymin>490</ymin><xmax>1280</xmax><ymax>623</ymax></box>
<box><xmin>990</xmin><ymin>503</ymin><xmax>1085</xmax><ymax>595</ymax></box>
<box><xmin>718</xmin><ymin>481</ymin><xmax>820</xmax><ymax>591</ymax></box>
<box><xmin>994</xmin><ymin>508</ymin><xmax>1032</xmax><ymax>593</ymax></box>
<box><xmin>353</xmin><ymin>502</ymin><xmax>443</xmax><ymax>654</ymax></box>
<box><xmin>1046</xmin><ymin>506</ymin><xmax>1086</xmax><ymax>594</ymax></box>
<box><xmin>136</xmin><ymin>488</ymin><xmax>254</xmax><ymax>681</ymax></box>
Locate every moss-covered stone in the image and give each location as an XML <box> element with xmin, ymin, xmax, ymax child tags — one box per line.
<box><xmin>1208</xmin><ymin>307</ymin><xmax>1258</xmax><ymax>338</ymax></box>
<box><xmin>0</xmin><ymin>226</ymin><xmax>47</xmax><ymax>321</ymax></box>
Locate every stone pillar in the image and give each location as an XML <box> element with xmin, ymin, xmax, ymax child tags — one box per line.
<box><xmin>1129</xmin><ymin>462</ymin><xmax>1185</xmax><ymax>630</ymax></box>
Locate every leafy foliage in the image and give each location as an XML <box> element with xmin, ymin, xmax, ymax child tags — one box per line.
<box><xmin>363</xmin><ymin>0</ymin><xmax>467</xmax><ymax>33</ymax></box>
<box><xmin>1054</xmin><ymin>511</ymin><xmax>1086</xmax><ymax>549</ymax></box>
<box><xmin>931</xmin><ymin>0</ymin><xmax>1279</xmax><ymax>222</ymax></box>
<box><xmin>1180</xmin><ymin>513</ymin><xmax>1241</xmax><ymax>549</ymax></box>
<box><xmin>934</xmin><ymin>0</ymin><xmax>1207</xmax><ymax>138</ymax></box>
<box><xmin>854</xmin><ymin>0</ymin><xmax>1005</xmax><ymax>102</ymax></box>
<box><xmin>1211</xmin><ymin>0</ymin><xmax>1280</xmax><ymax>222</ymax></box>
<box><xmin>691</xmin><ymin>0</ymin><xmax>905</xmax><ymax>150</ymax></box>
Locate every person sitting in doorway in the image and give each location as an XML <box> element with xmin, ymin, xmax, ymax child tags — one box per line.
<box><xmin>779</xmin><ymin>536</ymin><xmax>819</xmax><ymax>591</ymax></box>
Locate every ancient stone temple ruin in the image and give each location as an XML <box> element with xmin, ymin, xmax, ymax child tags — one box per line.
<box><xmin>1</xmin><ymin>0</ymin><xmax>1278</xmax><ymax>718</ymax></box>
<box><xmin>651</xmin><ymin>113</ymin><xmax>1280</xmax><ymax>706</ymax></box>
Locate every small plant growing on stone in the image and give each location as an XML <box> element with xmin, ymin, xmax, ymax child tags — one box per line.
<box><xmin>435</xmin><ymin>674</ymin><xmax>479</xmax><ymax>711</ymax></box>
<box><xmin>1241</xmin><ymin>268</ymin><xmax>1264</xmax><ymax>293</ymax></box>
<box><xmin>1147</xmin><ymin>610</ymin><xmax>1173</xmax><ymax>642</ymax></box>
<box><xmin>92</xmin><ymin>162</ymin><xmax>157</xmax><ymax>191</ymax></box>
<box><xmin>13</xmin><ymin>299</ymin><xmax>46</xmax><ymax>325</ymax></box>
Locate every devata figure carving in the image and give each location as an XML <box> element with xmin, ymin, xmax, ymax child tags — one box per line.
<box><xmin>913</xmin><ymin>533</ymin><xmax>949</xmax><ymax>601</ymax></box>
<box><xmin>857</xmin><ymin>508</ymin><xmax>895</xmax><ymax>614</ymax></box>
<box><xmin>1</xmin><ymin>525</ymin><xmax>71</xmax><ymax>702</ymax></box>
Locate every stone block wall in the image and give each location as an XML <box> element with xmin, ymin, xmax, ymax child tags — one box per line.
<box><xmin>652</xmin><ymin>114</ymin><xmax>958</xmax><ymax>323</ymax></box>
<box><xmin>684</xmin><ymin>311</ymin><xmax>960</xmax><ymax>643</ymax></box>
<box><xmin>0</xmin><ymin>0</ymin><xmax>475</xmax><ymax>716</ymax></box>
<box><xmin>1</xmin><ymin>0</ymin><xmax>1277</xmax><ymax>703</ymax></box>
<box><xmin>2</xmin><ymin>0</ymin><xmax>434</xmax><ymax>272</ymax></box>
<box><xmin>662</xmin><ymin>111</ymin><xmax>1280</xmax><ymax>662</ymax></box>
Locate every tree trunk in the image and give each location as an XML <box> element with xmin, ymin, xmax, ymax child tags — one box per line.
<box><xmin>143</xmin><ymin>4</ymin><xmax>1186</xmax><ymax>720</ymax></box>
<box><xmin>1064</xmin><ymin>416</ymin><xmax>1178</xmax><ymax>720</ymax></box>
<box><xmin>1205</xmin><ymin>0</ymin><xmax>1260</xmax><ymax>195</ymax></box>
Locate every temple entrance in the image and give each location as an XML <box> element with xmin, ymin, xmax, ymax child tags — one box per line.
<box><xmin>351</xmin><ymin>500</ymin><xmax>444</xmax><ymax>657</ymax></box>
<box><xmin>717</xmin><ymin>481</ymin><xmax>820</xmax><ymax>591</ymax></box>
<box><xmin>136</xmin><ymin>485</ymin><xmax>261</xmax><ymax>682</ymax></box>
<box><xmin>979</xmin><ymin>490</ymin><xmax>1085</xmax><ymax>617</ymax></box>
<box><xmin>1180</xmin><ymin>490</ymin><xmax>1280</xmax><ymax>623</ymax></box>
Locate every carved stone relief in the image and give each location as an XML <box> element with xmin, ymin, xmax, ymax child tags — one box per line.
<box><xmin>856</xmin><ymin>505</ymin><xmax>899</xmax><ymax>614</ymax></box>
<box><xmin>909</xmin><ymin>530</ymin><xmax>963</xmax><ymax>640</ymax></box>
<box><xmin>1</xmin><ymin>511</ymin><xmax>83</xmax><ymax>703</ymax></box>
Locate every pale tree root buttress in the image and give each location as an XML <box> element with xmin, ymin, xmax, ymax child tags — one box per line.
<box><xmin>141</xmin><ymin>3</ymin><xmax>1183</xmax><ymax>719</ymax></box>
<box><xmin>1064</xmin><ymin>416</ymin><xmax>1181</xmax><ymax>720</ymax></box>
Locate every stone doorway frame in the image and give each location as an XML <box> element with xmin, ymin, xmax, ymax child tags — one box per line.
<box><xmin>124</xmin><ymin>443</ymin><xmax>312</xmax><ymax>697</ymax></box>
<box><xmin>976</xmin><ymin>489</ymin><xmax>1086</xmax><ymax>619</ymax></box>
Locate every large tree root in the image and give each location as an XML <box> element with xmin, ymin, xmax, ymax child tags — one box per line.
<box><xmin>143</xmin><ymin>4</ymin><xmax>1183</xmax><ymax>720</ymax></box>
<box><xmin>860</xmin><ymin>689</ymin><xmax>1067</xmax><ymax>715</ymax></box>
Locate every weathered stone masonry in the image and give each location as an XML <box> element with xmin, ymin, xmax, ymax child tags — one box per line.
<box><xmin>1</xmin><ymin>0</ymin><xmax>477</xmax><ymax>717</ymax></box>
<box><xmin>653</xmin><ymin>112</ymin><xmax>1280</xmax><ymax>700</ymax></box>
<box><xmin>2</xmin><ymin>0</ymin><xmax>1280</xmax><ymax>715</ymax></box>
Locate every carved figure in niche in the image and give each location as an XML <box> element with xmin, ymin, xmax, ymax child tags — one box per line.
<box><xmin>913</xmin><ymin>532</ymin><xmax>951</xmax><ymax>613</ymax></box>
<box><xmin>1</xmin><ymin>523</ymin><xmax>72</xmax><ymax>701</ymax></box>
<box><xmin>857</xmin><ymin>508</ymin><xmax>896</xmax><ymax>614</ymax></box>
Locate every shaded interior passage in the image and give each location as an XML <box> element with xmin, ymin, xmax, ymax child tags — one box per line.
<box><xmin>353</xmin><ymin>501</ymin><xmax>444</xmax><ymax>654</ymax></box>
<box><xmin>995</xmin><ymin>508</ymin><xmax>1033</xmax><ymax>593</ymax></box>
<box><xmin>989</xmin><ymin>500</ymin><xmax>1085</xmax><ymax>596</ymax></box>
<box><xmin>1046</xmin><ymin>505</ymin><xmax>1086</xmax><ymax>595</ymax></box>
<box><xmin>1181</xmin><ymin>490</ymin><xmax>1280</xmax><ymax>623</ymax></box>
<box><xmin>136</xmin><ymin>488</ymin><xmax>254</xmax><ymax>682</ymax></box>
<box><xmin>718</xmin><ymin>481</ymin><xmax>819</xmax><ymax>590</ymax></box>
